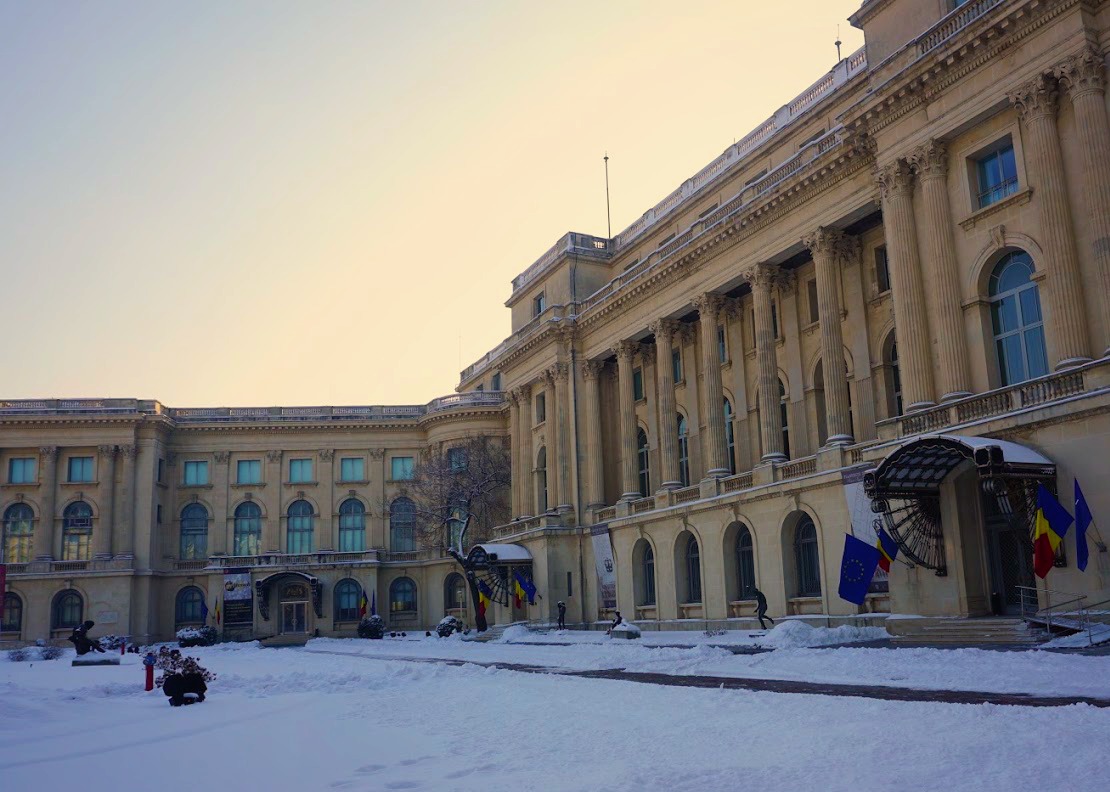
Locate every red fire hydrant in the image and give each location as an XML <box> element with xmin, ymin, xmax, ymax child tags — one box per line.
<box><xmin>143</xmin><ymin>652</ymin><xmax>156</xmax><ymax>692</ymax></box>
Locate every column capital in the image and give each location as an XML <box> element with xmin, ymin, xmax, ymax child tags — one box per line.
<box><xmin>582</xmin><ymin>358</ymin><xmax>605</xmax><ymax>379</ymax></box>
<box><xmin>317</xmin><ymin>449</ymin><xmax>335</xmax><ymax>462</ymax></box>
<box><xmin>1009</xmin><ymin>73</ymin><xmax>1059</xmax><ymax>122</ymax></box>
<box><xmin>213</xmin><ymin>450</ymin><xmax>231</xmax><ymax>464</ymax></box>
<box><xmin>119</xmin><ymin>444</ymin><xmax>139</xmax><ymax>460</ymax></box>
<box><xmin>876</xmin><ymin>159</ymin><xmax>915</xmax><ymax>200</ymax></box>
<box><xmin>39</xmin><ymin>445</ymin><xmax>59</xmax><ymax>460</ymax></box>
<box><xmin>692</xmin><ymin>292</ymin><xmax>726</xmax><ymax>321</ymax></box>
<box><xmin>612</xmin><ymin>340</ymin><xmax>639</xmax><ymax>362</ymax></box>
<box><xmin>97</xmin><ymin>444</ymin><xmax>118</xmax><ymax>457</ymax></box>
<box><xmin>909</xmin><ymin>139</ymin><xmax>948</xmax><ymax>180</ymax></box>
<box><xmin>1055</xmin><ymin>46</ymin><xmax>1107</xmax><ymax>98</ymax></box>
<box><xmin>550</xmin><ymin>362</ymin><xmax>570</xmax><ymax>382</ymax></box>
<box><xmin>746</xmin><ymin>262</ymin><xmax>779</xmax><ymax>291</ymax></box>
<box><xmin>368</xmin><ymin>448</ymin><xmax>386</xmax><ymax>459</ymax></box>
<box><xmin>516</xmin><ymin>382</ymin><xmax>532</xmax><ymax>400</ymax></box>
<box><xmin>802</xmin><ymin>226</ymin><xmax>846</xmax><ymax>258</ymax></box>
<box><xmin>648</xmin><ymin>317</ymin><xmax>680</xmax><ymax>342</ymax></box>
<box><xmin>266</xmin><ymin>450</ymin><xmax>283</xmax><ymax>463</ymax></box>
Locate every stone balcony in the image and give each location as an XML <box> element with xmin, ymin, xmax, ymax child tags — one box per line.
<box><xmin>206</xmin><ymin>551</ymin><xmax>381</xmax><ymax>570</ymax></box>
<box><xmin>5</xmin><ymin>558</ymin><xmax>133</xmax><ymax>576</ymax></box>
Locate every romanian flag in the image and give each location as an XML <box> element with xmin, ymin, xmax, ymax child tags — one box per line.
<box><xmin>477</xmin><ymin>580</ymin><xmax>493</xmax><ymax>619</ymax></box>
<box><xmin>359</xmin><ymin>587</ymin><xmax>369</xmax><ymax>618</ymax></box>
<box><xmin>511</xmin><ymin>576</ymin><xmax>526</xmax><ymax>608</ymax></box>
<box><xmin>513</xmin><ymin>570</ymin><xmax>537</xmax><ymax>605</ymax></box>
<box><xmin>1033</xmin><ymin>484</ymin><xmax>1073</xmax><ymax>579</ymax></box>
<box><xmin>214</xmin><ymin>600</ymin><xmax>221</xmax><ymax>626</ymax></box>
<box><xmin>875</xmin><ymin>527</ymin><xmax>899</xmax><ymax>574</ymax></box>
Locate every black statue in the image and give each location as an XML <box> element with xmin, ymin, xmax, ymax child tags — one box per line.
<box><xmin>68</xmin><ymin>620</ymin><xmax>105</xmax><ymax>656</ymax></box>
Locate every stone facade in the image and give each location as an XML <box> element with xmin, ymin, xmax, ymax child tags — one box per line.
<box><xmin>4</xmin><ymin>0</ymin><xmax>1110</xmax><ymax>643</ymax></box>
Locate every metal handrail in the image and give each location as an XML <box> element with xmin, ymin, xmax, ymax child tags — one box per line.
<box><xmin>1017</xmin><ymin>585</ymin><xmax>1096</xmax><ymax>644</ymax></box>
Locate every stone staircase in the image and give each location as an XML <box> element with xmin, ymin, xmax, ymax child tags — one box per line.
<box><xmin>888</xmin><ymin>617</ymin><xmax>1049</xmax><ymax>645</ymax></box>
<box><xmin>259</xmin><ymin>634</ymin><xmax>310</xmax><ymax>648</ymax></box>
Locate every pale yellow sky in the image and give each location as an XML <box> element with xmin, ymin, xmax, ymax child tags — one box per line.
<box><xmin>0</xmin><ymin>1</ymin><xmax>865</xmax><ymax>407</ymax></box>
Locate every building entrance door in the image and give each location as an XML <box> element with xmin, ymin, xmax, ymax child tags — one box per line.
<box><xmin>281</xmin><ymin>601</ymin><xmax>308</xmax><ymax>634</ymax></box>
<box><xmin>985</xmin><ymin>515</ymin><xmax>1035</xmax><ymax>615</ymax></box>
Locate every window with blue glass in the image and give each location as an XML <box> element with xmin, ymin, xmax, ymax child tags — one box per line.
<box><xmin>175</xmin><ymin>587</ymin><xmax>205</xmax><ymax>626</ymax></box>
<box><xmin>334</xmin><ymin>579</ymin><xmax>361</xmax><ymax>622</ymax></box>
<box><xmin>184</xmin><ymin>460</ymin><xmax>209</xmax><ymax>486</ymax></box>
<box><xmin>289</xmin><ymin>458</ymin><xmax>313</xmax><ymax>483</ymax></box>
<box><xmin>338</xmin><ymin>498</ymin><xmax>366</xmax><ymax>552</ymax></box>
<box><xmin>237</xmin><ymin>459</ymin><xmax>261</xmax><ymax>485</ymax></box>
<box><xmin>233</xmin><ymin>502</ymin><xmax>262</xmax><ymax>555</ymax></box>
<box><xmin>632</xmin><ymin>367</ymin><xmax>644</xmax><ymax>401</ymax></box>
<box><xmin>67</xmin><ymin>456</ymin><xmax>93</xmax><ymax>483</ymax></box>
<box><xmin>491</xmin><ymin>372</ymin><xmax>501</xmax><ymax>391</ymax></box>
<box><xmin>340</xmin><ymin>457</ymin><xmax>365</xmax><ymax>482</ymax></box>
<box><xmin>286</xmin><ymin>499</ymin><xmax>314</xmax><ymax>553</ymax></box>
<box><xmin>990</xmin><ymin>250</ymin><xmax>1048</xmax><ymax>386</ymax></box>
<box><xmin>976</xmin><ymin>141</ymin><xmax>1018</xmax><ymax>208</ymax></box>
<box><xmin>447</xmin><ymin>447</ymin><xmax>468</xmax><ymax>472</ymax></box>
<box><xmin>8</xmin><ymin>457</ymin><xmax>35</xmax><ymax>484</ymax></box>
<box><xmin>179</xmin><ymin>503</ymin><xmax>209</xmax><ymax>560</ymax></box>
<box><xmin>672</xmin><ymin>347</ymin><xmax>683</xmax><ymax>383</ymax></box>
<box><xmin>391</xmin><ymin>456</ymin><xmax>414</xmax><ymax>481</ymax></box>
<box><xmin>390</xmin><ymin>497</ymin><xmax>416</xmax><ymax>551</ymax></box>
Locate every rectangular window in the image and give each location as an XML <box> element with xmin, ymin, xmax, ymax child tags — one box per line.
<box><xmin>289</xmin><ymin>458</ymin><xmax>313</xmax><ymax>483</ymax></box>
<box><xmin>567</xmin><ymin>571</ymin><xmax>573</xmax><ymax>598</ymax></box>
<box><xmin>672</xmin><ymin>347</ymin><xmax>683</xmax><ymax>383</ymax></box>
<box><xmin>447</xmin><ymin>447</ymin><xmax>468</xmax><ymax>472</ymax></box>
<box><xmin>156</xmin><ymin>504</ymin><xmax>163</xmax><ymax>525</ymax></box>
<box><xmin>391</xmin><ymin>456</ymin><xmax>414</xmax><ymax>481</ymax></box>
<box><xmin>976</xmin><ymin>142</ymin><xmax>1018</xmax><ymax>208</ymax></box>
<box><xmin>157</xmin><ymin>458</ymin><xmax>165</xmax><ymax>484</ymax></box>
<box><xmin>717</xmin><ymin>326</ymin><xmax>728</xmax><ymax>364</ymax></box>
<box><xmin>808</xmin><ymin>279</ymin><xmax>820</xmax><ymax>324</ymax></box>
<box><xmin>491</xmin><ymin>372</ymin><xmax>501</xmax><ymax>391</ymax></box>
<box><xmin>532</xmin><ymin>292</ymin><xmax>546</xmax><ymax>317</ymax></box>
<box><xmin>535</xmin><ymin>393</ymin><xmax>546</xmax><ymax>424</ymax></box>
<box><xmin>697</xmin><ymin>203</ymin><xmax>718</xmax><ymax>220</ymax></box>
<box><xmin>340</xmin><ymin>457</ymin><xmax>365</xmax><ymax>482</ymax></box>
<box><xmin>184</xmin><ymin>460</ymin><xmax>209</xmax><ymax>486</ymax></box>
<box><xmin>632</xmin><ymin>367</ymin><xmax>644</xmax><ymax>401</ymax></box>
<box><xmin>771</xmin><ymin>302</ymin><xmax>780</xmax><ymax>339</ymax></box>
<box><xmin>875</xmin><ymin>246</ymin><xmax>891</xmax><ymax>294</ymax></box>
<box><xmin>658</xmin><ymin>233</ymin><xmax>675</xmax><ymax>248</ymax></box>
<box><xmin>8</xmin><ymin>457</ymin><xmax>36</xmax><ymax>484</ymax></box>
<box><xmin>236</xmin><ymin>459</ymin><xmax>261</xmax><ymax>485</ymax></box>
<box><xmin>67</xmin><ymin>456</ymin><xmax>93</xmax><ymax>483</ymax></box>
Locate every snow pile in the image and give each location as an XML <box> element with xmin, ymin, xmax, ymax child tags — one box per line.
<box><xmin>610</xmin><ymin>621</ymin><xmax>642</xmax><ymax>638</ymax></box>
<box><xmin>497</xmin><ymin>624</ymin><xmax>534</xmax><ymax>643</ymax></box>
<box><xmin>758</xmin><ymin>620</ymin><xmax>888</xmax><ymax>648</ymax></box>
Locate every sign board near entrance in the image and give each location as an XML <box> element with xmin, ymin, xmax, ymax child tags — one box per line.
<box><xmin>223</xmin><ymin>569</ymin><xmax>253</xmax><ymax>624</ymax></box>
<box><xmin>590</xmin><ymin>524</ymin><xmax>617</xmax><ymax>611</ymax></box>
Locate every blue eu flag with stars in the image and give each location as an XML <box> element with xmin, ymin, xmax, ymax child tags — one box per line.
<box><xmin>838</xmin><ymin>533</ymin><xmax>881</xmax><ymax>605</ymax></box>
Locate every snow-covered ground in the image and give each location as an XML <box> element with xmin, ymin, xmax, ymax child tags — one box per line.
<box><xmin>3</xmin><ymin>629</ymin><xmax>1109</xmax><ymax>792</ymax></box>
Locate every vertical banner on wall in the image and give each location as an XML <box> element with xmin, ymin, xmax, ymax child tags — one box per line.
<box><xmin>841</xmin><ymin>465</ymin><xmax>885</xmax><ymax>588</ymax></box>
<box><xmin>222</xmin><ymin>568</ymin><xmax>253</xmax><ymax>625</ymax></box>
<box><xmin>590</xmin><ymin>524</ymin><xmax>617</xmax><ymax>611</ymax></box>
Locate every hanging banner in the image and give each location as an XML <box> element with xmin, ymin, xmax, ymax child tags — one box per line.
<box><xmin>590</xmin><ymin>525</ymin><xmax>617</xmax><ymax>611</ymax></box>
<box><xmin>841</xmin><ymin>465</ymin><xmax>885</xmax><ymax>590</ymax></box>
<box><xmin>222</xmin><ymin>569</ymin><xmax>253</xmax><ymax>625</ymax></box>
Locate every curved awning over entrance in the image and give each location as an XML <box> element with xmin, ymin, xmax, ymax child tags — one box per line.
<box><xmin>466</xmin><ymin>543</ymin><xmax>532</xmax><ymax>568</ymax></box>
<box><xmin>863</xmin><ymin>435</ymin><xmax>1056</xmax><ymax>575</ymax></box>
<box><xmin>254</xmin><ymin>570</ymin><xmax>322</xmax><ymax>620</ymax></box>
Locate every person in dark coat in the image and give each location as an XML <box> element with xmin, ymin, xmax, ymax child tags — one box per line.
<box><xmin>747</xmin><ymin>588</ymin><xmax>774</xmax><ymax>630</ymax></box>
<box><xmin>556</xmin><ymin>601</ymin><xmax>567</xmax><ymax>630</ymax></box>
<box><xmin>606</xmin><ymin>611</ymin><xmax>624</xmax><ymax>635</ymax></box>
<box><xmin>68</xmin><ymin>620</ymin><xmax>105</xmax><ymax>656</ymax></box>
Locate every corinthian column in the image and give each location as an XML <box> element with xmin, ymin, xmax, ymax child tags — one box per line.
<box><xmin>804</xmin><ymin>228</ymin><xmax>854</xmax><ymax>446</ymax></box>
<box><xmin>694</xmin><ymin>293</ymin><xmax>730</xmax><ymax>476</ymax></box>
<box><xmin>613</xmin><ymin>342</ymin><xmax>641</xmax><ymax>501</ymax></box>
<box><xmin>517</xmin><ymin>384</ymin><xmax>534</xmax><ymax>517</ymax></box>
<box><xmin>1010</xmin><ymin>74</ymin><xmax>1091</xmax><ymax>368</ymax></box>
<box><xmin>910</xmin><ymin>141</ymin><xmax>972</xmax><ymax>400</ymax></box>
<box><xmin>649</xmin><ymin>318</ymin><xmax>682</xmax><ymax>489</ymax></box>
<box><xmin>750</xmin><ymin>264</ymin><xmax>786</xmax><ymax>462</ymax></box>
<box><xmin>1057</xmin><ymin>48</ymin><xmax>1110</xmax><ymax>356</ymax></box>
<box><xmin>878</xmin><ymin>160</ymin><xmax>936</xmax><ymax>410</ymax></box>
<box><xmin>582</xmin><ymin>360</ymin><xmax>606</xmax><ymax>507</ymax></box>
<box><xmin>34</xmin><ymin>446</ymin><xmax>59</xmax><ymax>560</ymax></box>
<box><xmin>551</xmin><ymin>362</ymin><xmax>573</xmax><ymax>512</ymax></box>
<box><xmin>94</xmin><ymin>445</ymin><xmax>117</xmax><ymax>559</ymax></box>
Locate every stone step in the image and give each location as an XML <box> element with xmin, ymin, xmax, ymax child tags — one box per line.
<box><xmin>888</xmin><ymin>617</ymin><xmax>1048</xmax><ymax>645</ymax></box>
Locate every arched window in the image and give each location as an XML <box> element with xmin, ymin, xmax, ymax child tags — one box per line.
<box><xmin>2</xmin><ymin>593</ymin><xmax>23</xmax><ymax>634</ymax></box>
<box><xmin>62</xmin><ymin>502</ymin><xmax>93</xmax><ymax>561</ymax></box>
<box><xmin>639</xmin><ymin>543</ymin><xmax>656</xmax><ymax>606</ymax></box>
<box><xmin>677</xmin><ymin>414</ymin><xmax>690</xmax><ymax>487</ymax></box>
<box><xmin>390</xmin><ymin>577</ymin><xmax>417</xmax><ymax>614</ymax></box>
<box><xmin>685</xmin><ymin>535</ymin><xmax>702</xmax><ymax>603</ymax></box>
<box><xmin>736</xmin><ymin>526</ymin><xmax>756</xmax><ymax>598</ymax></box>
<box><xmin>794</xmin><ymin>517</ymin><xmax>821</xmax><ymax>597</ymax></box>
<box><xmin>286</xmin><ymin>500</ymin><xmax>314</xmax><ymax>554</ymax></box>
<box><xmin>815</xmin><ymin>361</ymin><xmax>853</xmax><ymax>446</ymax></box>
<box><xmin>3</xmin><ymin>503</ymin><xmax>34</xmax><ymax>564</ymax></box>
<box><xmin>390</xmin><ymin>497</ymin><xmax>416</xmax><ymax>552</ymax></box>
<box><xmin>723</xmin><ymin>398</ymin><xmax>736</xmax><ymax>475</ymax></box>
<box><xmin>636</xmin><ymin>429</ymin><xmax>650</xmax><ymax>497</ymax></box>
<box><xmin>52</xmin><ymin>589</ymin><xmax>83</xmax><ymax>630</ymax></box>
<box><xmin>175</xmin><ymin>586</ymin><xmax>205</xmax><ymax>626</ymax></box>
<box><xmin>338</xmin><ymin>499</ymin><xmax>366</xmax><ymax>553</ymax></box>
<box><xmin>233</xmin><ymin>502</ymin><xmax>262</xmax><ymax>556</ymax></box>
<box><xmin>536</xmin><ymin>446</ymin><xmax>548</xmax><ymax>513</ymax></box>
<box><xmin>334</xmin><ymin>579</ymin><xmax>361</xmax><ymax>622</ymax></box>
<box><xmin>179</xmin><ymin>503</ymin><xmax>209</xmax><ymax>560</ymax></box>
<box><xmin>887</xmin><ymin>337</ymin><xmax>903</xmax><ymax>418</ymax></box>
<box><xmin>779</xmin><ymin>379</ymin><xmax>790</xmax><ymax>460</ymax></box>
<box><xmin>990</xmin><ymin>250</ymin><xmax>1048</xmax><ymax>385</ymax></box>
<box><xmin>444</xmin><ymin>573</ymin><xmax>467</xmax><ymax>612</ymax></box>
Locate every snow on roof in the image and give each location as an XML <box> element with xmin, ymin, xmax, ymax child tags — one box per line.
<box><xmin>473</xmin><ymin>543</ymin><xmax>532</xmax><ymax>562</ymax></box>
<box><xmin>936</xmin><ymin>434</ymin><xmax>1053</xmax><ymax>466</ymax></box>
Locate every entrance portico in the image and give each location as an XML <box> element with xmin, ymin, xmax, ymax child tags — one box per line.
<box><xmin>254</xmin><ymin>571</ymin><xmax>323</xmax><ymax>636</ymax></box>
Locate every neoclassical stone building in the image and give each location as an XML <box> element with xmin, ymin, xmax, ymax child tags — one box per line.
<box><xmin>4</xmin><ymin>0</ymin><xmax>1110</xmax><ymax>643</ymax></box>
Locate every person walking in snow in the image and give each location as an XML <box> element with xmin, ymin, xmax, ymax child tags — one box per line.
<box><xmin>556</xmin><ymin>601</ymin><xmax>566</xmax><ymax>630</ymax></box>
<box><xmin>748</xmin><ymin>587</ymin><xmax>774</xmax><ymax>630</ymax></box>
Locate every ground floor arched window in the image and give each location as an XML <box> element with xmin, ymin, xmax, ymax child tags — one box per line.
<box><xmin>736</xmin><ymin>525</ymin><xmax>756</xmax><ymax>597</ymax></box>
<box><xmin>1</xmin><ymin>593</ymin><xmax>22</xmax><ymax>633</ymax></box>
<box><xmin>175</xmin><ymin>586</ymin><xmax>205</xmax><ymax>627</ymax></box>
<box><xmin>334</xmin><ymin>579</ymin><xmax>361</xmax><ymax>622</ymax></box>
<box><xmin>52</xmin><ymin>589</ymin><xmax>83</xmax><ymax>630</ymax></box>
<box><xmin>794</xmin><ymin>517</ymin><xmax>821</xmax><ymax>597</ymax></box>
<box><xmin>390</xmin><ymin>577</ymin><xmax>417</xmax><ymax>614</ymax></box>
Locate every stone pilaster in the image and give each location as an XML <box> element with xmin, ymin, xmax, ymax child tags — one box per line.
<box><xmin>878</xmin><ymin>160</ymin><xmax>936</xmax><ymax>409</ymax></box>
<box><xmin>910</xmin><ymin>140</ymin><xmax>972</xmax><ymax>400</ymax></box>
<box><xmin>94</xmin><ymin>445</ymin><xmax>117</xmax><ymax>559</ymax></box>
<box><xmin>517</xmin><ymin>385</ymin><xmax>534</xmax><ymax>517</ymax></box>
<box><xmin>551</xmin><ymin>362</ymin><xmax>573</xmax><ymax>512</ymax></box>
<box><xmin>508</xmin><ymin>391</ymin><xmax>522</xmax><ymax>517</ymax></box>
<box><xmin>803</xmin><ymin>228</ymin><xmax>854</xmax><ymax>446</ymax></box>
<box><xmin>750</xmin><ymin>264</ymin><xmax>786</xmax><ymax>462</ymax></box>
<box><xmin>649</xmin><ymin>318</ymin><xmax>682</xmax><ymax>489</ymax></box>
<box><xmin>582</xmin><ymin>359</ymin><xmax>606</xmax><ymax>507</ymax></box>
<box><xmin>34</xmin><ymin>446</ymin><xmax>58</xmax><ymax>560</ymax></box>
<box><xmin>613</xmin><ymin>341</ymin><xmax>641</xmax><ymax>500</ymax></box>
<box><xmin>263</xmin><ymin>450</ymin><xmax>282</xmax><ymax>552</ymax></box>
<box><xmin>1056</xmin><ymin>48</ymin><xmax>1110</xmax><ymax>356</ymax></box>
<box><xmin>317</xmin><ymin>449</ymin><xmax>335</xmax><ymax>550</ymax></box>
<box><xmin>1010</xmin><ymin>74</ymin><xmax>1091</xmax><ymax>368</ymax></box>
<box><xmin>115</xmin><ymin>444</ymin><xmax>139</xmax><ymax>559</ymax></box>
<box><xmin>693</xmin><ymin>293</ymin><xmax>730</xmax><ymax>476</ymax></box>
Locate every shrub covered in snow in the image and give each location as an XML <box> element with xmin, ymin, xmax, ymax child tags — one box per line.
<box><xmin>97</xmin><ymin>634</ymin><xmax>127</xmax><ymax>651</ymax></box>
<box><xmin>40</xmin><ymin>645</ymin><xmax>65</xmax><ymax>660</ymax></box>
<box><xmin>7</xmin><ymin>648</ymin><xmax>30</xmax><ymax>662</ymax></box>
<box><xmin>177</xmin><ymin>626</ymin><xmax>218</xmax><ymax>647</ymax></box>
<box><xmin>358</xmin><ymin>615</ymin><xmax>385</xmax><ymax>639</ymax></box>
<box><xmin>437</xmin><ymin>616</ymin><xmax>461</xmax><ymax>638</ymax></box>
